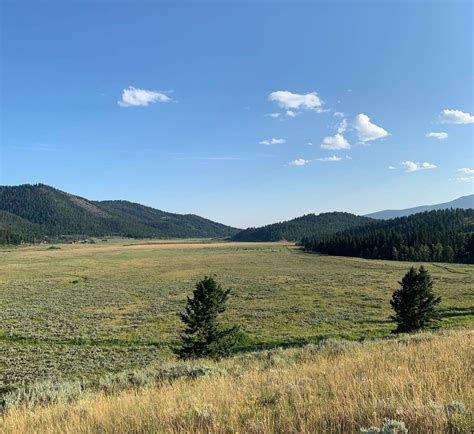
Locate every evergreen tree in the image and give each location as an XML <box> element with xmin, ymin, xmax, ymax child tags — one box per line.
<box><xmin>175</xmin><ymin>276</ymin><xmax>240</xmax><ymax>360</ymax></box>
<box><xmin>390</xmin><ymin>266</ymin><xmax>441</xmax><ymax>333</ymax></box>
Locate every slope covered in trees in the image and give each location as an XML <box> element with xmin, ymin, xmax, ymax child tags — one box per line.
<box><xmin>302</xmin><ymin>209</ymin><xmax>474</xmax><ymax>263</ymax></box>
<box><xmin>232</xmin><ymin>212</ymin><xmax>374</xmax><ymax>242</ymax></box>
<box><xmin>0</xmin><ymin>184</ymin><xmax>239</xmax><ymax>244</ymax></box>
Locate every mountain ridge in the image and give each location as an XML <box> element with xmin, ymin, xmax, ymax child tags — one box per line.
<box><xmin>0</xmin><ymin>184</ymin><xmax>239</xmax><ymax>243</ymax></box>
<box><xmin>365</xmin><ymin>194</ymin><xmax>474</xmax><ymax>219</ymax></box>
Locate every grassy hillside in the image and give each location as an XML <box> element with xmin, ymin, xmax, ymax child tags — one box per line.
<box><xmin>0</xmin><ymin>184</ymin><xmax>238</xmax><ymax>242</ymax></box>
<box><xmin>0</xmin><ymin>241</ymin><xmax>472</xmax><ymax>396</ymax></box>
<box><xmin>2</xmin><ymin>329</ymin><xmax>472</xmax><ymax>433</ymax></box>
<box><xmin>232</xmin><ymin>212</ymin><xmax>373</xmax><ymax>242</ymax></box>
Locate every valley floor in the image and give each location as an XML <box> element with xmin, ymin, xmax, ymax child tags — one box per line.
<box><xmin>0</xmin><ymin>240</ymin><xmax>472</xmax><ymax>393</ymax></box>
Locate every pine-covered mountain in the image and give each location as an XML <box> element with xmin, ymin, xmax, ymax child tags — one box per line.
<box><xmin>302</xmin><ymin>208</ymin><xmax>474</xmax><ymax>264</ymax></box>
<box><xmin>0</xmin><ymin>184</ymin><xmax>239</xmax><ymax>244</ymax></box>
<box><xmin>365</xmin><ymin>195</ymin><xmax>474</xmax><ymax>220</ymax></box>
<box><xmin>231</xmin><ymin>212</ymin><xmax>374</xmax><ymax>242</ymax></box>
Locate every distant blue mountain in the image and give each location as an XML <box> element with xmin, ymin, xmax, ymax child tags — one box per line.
<box><xmin>365</xmin><ymin>195</ymin><xmax>474</xmax><ymax>220</ymax></box>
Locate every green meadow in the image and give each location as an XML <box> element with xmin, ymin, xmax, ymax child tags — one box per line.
<box><xmin>1</xmin><ymin>240</ymin><xmax>472</xmax><ymax>391</ymax></box>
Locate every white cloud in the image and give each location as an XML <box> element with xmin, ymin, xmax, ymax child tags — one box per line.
<box><xmin>317</xmin><ymin>155</ymin><xmax>342</xmax><ymax>162</ymax></box>
<box><xmin>401</xmin><ymin>161</ymin><xmax>437</xmax><ymax>172</ymax></box>
<box><xmin>337</xmin><ymin>118</ymin><xmax>348</xmax><ymax>134</ymax></box>
<box><xmin>439</xmin><ymin>109</ymin><xmax>474</xmax><ymax>124</ymax></box>
<box><xmin>457</xmin><ymin>167</ymin><xmax>474</xmax><ymax>175</ymax></box>
<box><xmin>269</xmin><ymin>91</ymin><xmax>323</xmax><ymax>110</ymax></box>
<box><xmin>388</xmin><ymin>166</ymin><xmax>396</xmax><ymax>170</ymax></box>
<box><xmin>320</xmin><ymin>133</ymin><xmax>351</xmax><ymax>150</ymax></box>
<box><xmin>353</xmin><ymin>113</ymin><xmax>390</xmax><ymax>143</ymax></box>
<box><xmin>426</xmin><ymin>131</ymin><xmax>448</xmax><ymax>140</ymax></box>
<box><xmin>118</xmin><ymin>86</ymin><xmax>171</xmax><ymax>107</ymax></box>
<box><xmin>345</xmin><ymin>155</ymin><xmax>352</xmax><ymax>160</ymax></box>
<box><xmin>267</xmin><ymin>113</ymin><xmax>281</xmax><ymax>118</ymax></box>
<box><xmin>333</xmin><ymin>111</ymin><xmax>345</xmax><ymax>117</ymax></box>
<box><xmin>290</xmin><ymin>158</ymin><xmax>311</xmax><ymax>166</ymax></box>
<box><xmin>454</xmin><ymin>168</ymin><xmax>474</xmax><ymax>183</ymax></box>
<box><xmin>259</xmin><ymin>138</ymin><xmax>286</xmax><ymax>145</ymax></box>
<box><xmin>456</xmin><ymin>176</ymin><xmax>474</xmax><ymax>183</ymax></box>
<box><xmin>286</xmin><ymin>110</ymin><xmax>298</xmax><ymax>117</ymax></box>
<box><xmin>306</xmin><ymin>142</ymin><xmax>313</xmax><ymax>146</ymax></box>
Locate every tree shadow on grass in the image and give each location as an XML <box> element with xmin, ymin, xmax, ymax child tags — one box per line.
<box><xmin>437</xmin><ymin>307</ymin><xmax>474</xmax><ymax>318</ymax></box>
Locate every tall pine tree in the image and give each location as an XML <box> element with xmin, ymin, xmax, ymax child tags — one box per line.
<box><xmin>390</xmin><ymin>266</ymin><xmax>441</xmax><ymax>333</ymax></box>
<box><xmin>175</xmin><ymin>276</ymin><xmax>240</xmax><ymax>360</ymax></box>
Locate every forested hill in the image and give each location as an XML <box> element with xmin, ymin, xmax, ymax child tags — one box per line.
<box><xmin>302</xmin><ymin>209</ymin><xmax>474</xmax><ymax>263</ymax></box>
<box><xmin>231</xmin><ymin>212</ymin><xmax>374</xmax><ymax>242</ymax></box>
<box><xmin>0</xmin><ymin>184</ymin><xmax>239</xmax><ymax>244</ymax></box>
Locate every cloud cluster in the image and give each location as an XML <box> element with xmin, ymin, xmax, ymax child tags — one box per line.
<box><xmin>260</xmin><ymin>138</ymin><xmax>286</xmax><ymax>145</ymax></box>
<box><xmin>353</xmin><ymin>113</ymin><xmax>390</xmax><ymax>143</ymax></box>
<box><xmin>269</xmin><ymin>91</ymin><xmax>323</xmax><ymax>110</ymax></box>
<box><xmin>118</xmin><ymin>86</ymin><xmax>171</xmax><ymax>107</ymax></box>
<box><xmin>401</xmin><ymin>161</ymin><xmax>437</xmax><ymax>172</ymax></box>
<box><xmin>439</xmin><ymin>109</ymin><xmax>474</xmax><ymax>124</ymax></box>
<box><xmin>426</xmin><ymin>131</ymin><xmax>448</xmax><ymax>140</ymax></box>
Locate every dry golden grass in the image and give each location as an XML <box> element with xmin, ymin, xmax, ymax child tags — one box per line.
<box><xmin>2</xmin><ymin>329</ymin><xmax>472</xmax><ymax>434</ymax></box>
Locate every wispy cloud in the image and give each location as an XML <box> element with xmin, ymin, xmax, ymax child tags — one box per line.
<box><xmin>173</xmin><ymin>156</ymin><xmax>247</xmax><ymax>161</ymax></box>
<box><xmin>317</xmin><ymin>155</ymin><xmax>342</xmax><ymax>162</ymax></box>
<box><xmin>401</xmin><ymin>161</ymin><xmax>437</xmax><ymax>172</ymax></box>
<box><xmin>118</xmin><ymin>86</ymin><xmax>172</xmax><ymax>107</ymax></box>
<box><xmin>7</xmin><ymin>143</ymin><xmax>64</xmax><ymax>152</ymax></box>
<box><xmin>269</xmin><ymin>90</ymin><xmax>323</xmax><ymax>111</ymax></box>
<box><xmin>267</xmin><ymin>110</ymin><xmax>301</xmax><ymax>119</ymax></box>
<box><xmin>353</xmin><ymin>113</ymin><xmax>390</xmax><ymax>143</ymax></box>
<box><xmin>320</xmin><ymin>133</ymin><xmax>351</xmax><ymax>150</ymax></box>
<box><xmin>454</xmin><ymin>167</ymin><xmax>474</xmax><ymax>183</ymax></box>
<box><xmin>337</xmin><ymin>118</ymin><xmax>348</xmax><ymax>134</ymax></box>
<box><xmin>333</xmin><ymin>111</ymin><xmax>345</xmax><ymax>117</ymax></box>
<box><xmin>388</xmin><ymin>165</ymin><xmax>396</xmax><ymax>170</ymax></box>
<box><xmin>259</xmin><ymin>138</ymin><xmax>286</xmax><ymax>145</ymax></box>
<box><xmin>426</xmin><ymin>131</ymin><xmax>448</xmax><ymax>140</ymax></box>
<box><xmin>439</xmin><ymin>109</ymin><xmax>474</xmax><ymax>124</ymax></box>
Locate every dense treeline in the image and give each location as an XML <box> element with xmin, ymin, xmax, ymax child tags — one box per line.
<box><xmin>0</xmin><ymin>211</ymin><xmax>43</xmax><ymax>244</ymax></box>
<box><xmin>0</xmin><ymin>184</ymin><xmax>239</xmax><ymax>244</ymax></box>
<box><xmin>302</xmin><ymin>209</ymin><xmax>474</xmax><ymax>263</ymax></box>
<box><xmin>232</xmin><ymin>212</ymin><xmax>374</xmax><ymax>242</ymax></box>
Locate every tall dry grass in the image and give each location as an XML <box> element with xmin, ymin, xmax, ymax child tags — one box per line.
<box><xmin>1</xmin><ymin>330</ymin><xmax>472</xmax><ymax>433</ymax></box>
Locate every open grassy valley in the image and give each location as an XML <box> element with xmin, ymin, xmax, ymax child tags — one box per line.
<box><xmin>3</xmin><ymin>1</ymin><xmax>473</xmax><ymax>431</ymax></box>
<box><xmin>0</xmin><ymin>241</ymin><xmax>472</xmax><ymax>405</ymax></box>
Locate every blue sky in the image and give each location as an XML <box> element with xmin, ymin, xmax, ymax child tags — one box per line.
<box><xmin>2</xmin><ymin>0</ymin><xmax>473</xmax><ymax>228</ymax></box>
